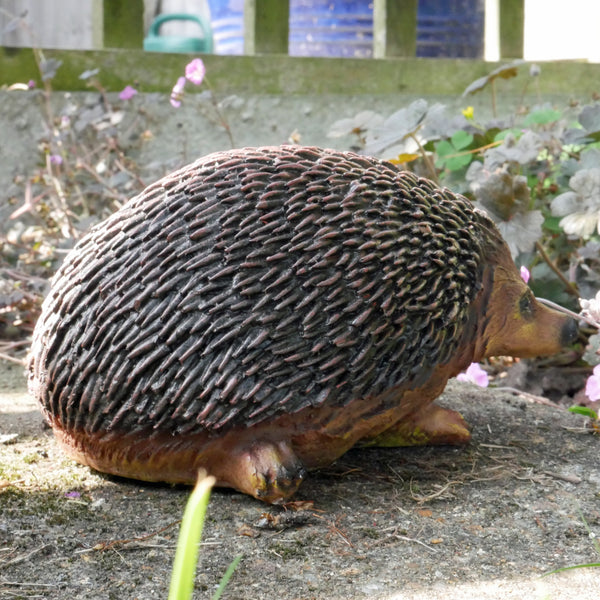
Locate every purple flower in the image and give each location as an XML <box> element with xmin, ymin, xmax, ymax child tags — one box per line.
<box><xmin>520</xmin><ymin>266</ymin><xmax>530</xmax><ymax>283</ymax></box>
<box><xmin>185</xmin><ymin>58</ymin><xmax>206</xmax><ymax>86</ymax></box>
<box><xmin>585</xmin><ymin>364</ymin><xmax>600</xmax><ymax>402</ymax></box>
<box><xmin>457</xmin><ymin>363</ymin><xmax>489</xmax><ymax>387</ymax></box>
<box><xmin>64</xmin><ymin>491</ymin><xmax>81</xmax><ymax>498</ymax></box>
<box><xmin>119</xmin><ymin>85</ymin><xmax>138</xmax><ymax>100</ymax></box>
<box><xmin>28</xmin><ymin>79</ymin><xmax>36</xmax><ymax>89</ymax></box>
<box><xmin>170</xmin><ymin>76</ymin><xmax>186</xmax><ymax>108</ymax></box>
<box><xmin>49</xmin><ymin>154</ymin><xmax>63</xmax><ymax>165</ymax></box>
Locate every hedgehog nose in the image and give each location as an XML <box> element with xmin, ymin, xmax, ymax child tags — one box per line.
<box><xmin>560</xmin><ymin>318</ymin><xmax>579</xmax><ymax>346</ymax></box>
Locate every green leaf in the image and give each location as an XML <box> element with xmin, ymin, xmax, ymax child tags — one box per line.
<box><xmin>568</xmin><ymin>406</ymin><xmax>599</xmax><ymax>420</ymax></box>
<box><xmin>435</xmin><ymin>139</ymin><xmax>454</xmax><ymax>158</ymax></box>
<box><xmin>451</xmin><ymin>130</ymin><xmax>474</xmax><ymax>150</ymax></box>
<box><xmin>212</xmin><ymin>555</ymin><xmax>243</xmax><ymax>600</ymax></box>
<box><xmin>168</xmin><ymin>475</ymin><xmax>216</xmax><ymax>600</ymax></box>
<box><xmin>435</xmin><ymin>133</ymin><xmax>474</xmax><ymax>171</ymax></box>
<box><xmin>446</xmin><ymin>153</ymin><xmax>473</xmax><ymax>171</ymax></box>
<box><xmin>494</xmin><ymin>128</ymin><xmax>522</xmax><ymax>142</ymax></box>
<box><xmin>543</xmin><ymin>215</ymin><xmax>564</xmax><ymax>234</ymax></box>
<box><xmin>523</xmin><ymin>108</ymin><xmax>562</xmax><ymax>126</ymax></box>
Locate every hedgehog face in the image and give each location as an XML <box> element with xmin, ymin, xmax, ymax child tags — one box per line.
<box><xmin>480</xmin><ymin>263</ymin><xmax>577</xmax><ymax>359</ymax></box>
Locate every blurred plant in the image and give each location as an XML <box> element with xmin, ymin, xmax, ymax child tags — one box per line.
<box><xmin>462</xmin><ymin>59</ymin><xmax>529</xmax><ymax>117</ymax></box>
<box><xmin>551</xmin><ymin>160</ymin><xmax>600</xmax><ymax>238</ymax></box>
<box><xmin>1</xmin><ymin>54</ymin><xmax>232</xmax><ymax>362</ymax></box>
<box><xmin>329</xmin><ymin>62</ymin><xmax>600</xmax><ymax>307</ymax></box>
<box><xmin>0</xmin><ymin>13</ymin><xmax>233</xmax><ymax>363</ymax></box>
<box><xmin>1</xmin><ymin>29</ymin><xmax>153</xmax><ymax>361</ymax></box>
<box><xmin>329</xmin><ymin>99</ymin><xmax>439</xmax><ymax>180</ymax></box>
<box><xmin>169</xmin><ymin>57</ymin><xmax>234</xmax><ymax>148</ymax></box>
<box><xmin>168</xmin><ymin>473</ymin><xmax>241</xmax><ymax>600</ymax></box>
<box><xmin>566</xmin><ymin>293</ymin><xmax>600</xmax><ymax>431</ymax></box>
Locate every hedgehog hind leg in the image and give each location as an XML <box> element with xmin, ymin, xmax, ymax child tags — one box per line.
<box><xmin>362</xmin><ymin>403</ymin><xmax>471</xmax><ymax>448</ymax></box>
<box><xmin>225</xmin><ymin>439</ymin><xmax>306</xmax><ymax>503</ymax></box>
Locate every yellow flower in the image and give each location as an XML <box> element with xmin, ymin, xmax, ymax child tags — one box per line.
<box><xmin>462</xmin><ymin>106</ymin><xmax>474</xmax><ymax>120</ymax></box>
<box><xmin>390</xmin><ymin>153</ymin><xmax>420</xmax><ymax>165</ymax></box>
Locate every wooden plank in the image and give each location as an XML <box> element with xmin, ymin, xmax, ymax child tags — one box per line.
<box><xmin>374</xmin><ymin>0</ymin><xmax>417</xmax><ymax>58</ymax></box>
<box><xmin>499</xmin><ymin>0</ymin><xmax>524</xmax><ymax>58</ymax></box>
<box><xmin>91</xmin><ymin>0</ymin><xmax>103</xmax><ymax>49</ymax></box>
<box><xmin>3</xmin><ymin>47</ymin><xmax>600</xmax><ymax>99</ymax></box>
<box><xmin>244</xmin><ymin>0</ymin><xmax>289</xmax><ymax>55</ymax></box>
<box><xmin>103</xmin><ymin>0</ymin><xmax>144</xmax><ymax>49</ymax></box>
<box><xmin>0</xmin><ymin>0</ymin><xmax>101</xmax><ymax>50</ymax></box>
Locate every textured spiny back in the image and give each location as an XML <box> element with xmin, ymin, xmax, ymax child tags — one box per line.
<box><xmin>29</xmin><ymin>145</ymin><xmax>502</xmax><ymax>436</ymax></box>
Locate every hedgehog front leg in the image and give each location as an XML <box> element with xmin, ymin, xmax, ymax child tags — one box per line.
<box><xmin>362</xmin><ymin>403</ymin><xmax>471</xmax><ymax>447</ymax></box>
<box><xmin>224</xmin><ymin>439</ymin><xmax>307</xmax><ymax>503</ymax></box>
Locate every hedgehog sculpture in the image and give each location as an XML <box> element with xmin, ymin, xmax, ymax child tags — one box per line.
<box><xmin>29</xmin><ymin>145</ymin><xmax>577</xmax><ymax>503</ymax></box>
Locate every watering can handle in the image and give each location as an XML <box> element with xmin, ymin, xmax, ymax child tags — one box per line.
<box><xmin>148</xmin><ymin>13</ymin><xmax>212</xmax><ymax>40</ymax></box>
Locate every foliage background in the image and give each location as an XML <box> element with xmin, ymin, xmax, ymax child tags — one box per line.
<box><xmin>2</xmin><ymin>59</ymin><xmax>600</xmax><ymax>383</ymax></box>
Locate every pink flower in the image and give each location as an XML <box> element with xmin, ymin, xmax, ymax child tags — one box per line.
<box><xmin>119</xmin><ymin>85</ymin><xmax>138</xmax><ymax>100</ymax></box>
<box><xmin>457</xmin><ymin>363</ymin><xmax>489</xmax><ymax>387</ymax></box>
<box><xmin>170</xmin><ymin>76</ymin><xmax>186</xmax><ymax>108</ymax></box>
<box><xmin>49</xmin><ymin>154</ymin><xmax>63</xmax><ymax>165</ymax></box>
<box><xmin>585</xmin><ymin>364</ymin><xmax>600</xmax><ymax>402</ymax></box>
<box><xmin>185</xmin><ymin>58</ymin><xmax>206</xmax><ymax>86</ymax></box>
<box><xmin>520</xmin><ymin>266</ymin><xmax>530</xmax><ymax>283</ymax></box>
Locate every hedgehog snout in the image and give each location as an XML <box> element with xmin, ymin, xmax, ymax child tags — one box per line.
<box><xmin>560</xmin><ymin>317</ymin><xmax>579</xmax><ymax>347</ymax></box>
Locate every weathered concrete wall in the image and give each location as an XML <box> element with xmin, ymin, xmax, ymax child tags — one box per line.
<box><xmin>3</xmin><ymin>49</ymin><xmax>599</xmax><ymax>209</ymax></box>
<box><xmin>0</xmin><ymin>90</ymin><xmax>445</xmax><ymax>209</ymax></box>
<box><xmin>0</xmin><ymin>83</ymin><xmax>592</xmax><ymax>214</ymax></box>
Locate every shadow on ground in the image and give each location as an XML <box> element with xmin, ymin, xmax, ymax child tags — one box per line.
<box><xmin>1</xmin><ymin>360</ymin><xmax>599</xmax><ymax>599</ymax></box>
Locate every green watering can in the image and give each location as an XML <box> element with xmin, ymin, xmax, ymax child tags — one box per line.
<box><xmin>144</xmin><ymin>13</ymin><xmax>213</xmax><ymax>54</ymax></box>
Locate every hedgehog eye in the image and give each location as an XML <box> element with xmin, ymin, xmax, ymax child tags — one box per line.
<box><xmin>518</xmin><ymin>291</ymin><xmax>534</xmax><ymax>319</ymax></box>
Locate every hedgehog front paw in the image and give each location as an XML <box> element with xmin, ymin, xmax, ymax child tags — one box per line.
<box><xmin>363</xmin><ymin>403</ymin><xmax>471</xmax><ymax>447</ymax></box>
<box><xmin>232</xmin><ymin>440</ymin><xmax>306</xmax><ymax>503</ymax></box>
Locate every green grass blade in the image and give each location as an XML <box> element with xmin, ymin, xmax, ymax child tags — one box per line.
<box><xmin>212</xmin><ymin>554</ymin><xmax>243</xmax><ymax>600</ymax></box>
<box><xmin>568</xmin><ymin>406</ymin><xmax>599</xmax><ymax>420</ymax></box>
<box><xmin>168</xmin><ymin>474</ymin><xmax>216</xmax><ymax>600</ymax></box>
<box><xmin>543</xmin><ymin>562</ymin><xmax>600</xmax><ymax>576</ymax></box>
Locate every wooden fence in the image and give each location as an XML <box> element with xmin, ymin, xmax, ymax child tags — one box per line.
<box><xmin>1</xmin><ymin>0</ymin><xmax>526</xmax><ymax>59</ymax></box>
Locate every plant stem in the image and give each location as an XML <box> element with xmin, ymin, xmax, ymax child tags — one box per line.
<box><xmin>46</xmin><ymin>155</ymin><xmax>77</xmax><ymax>239</ymax></box>
<box><xmin>409</xmin><ymin>132</ymin><xmax>437</xmax><ymax>183</ymax></box>
<box><xmin>0</xmin><ymin>352</ymin><xmax>27</xmax><ymax>366</ymax></box>
<box><xmin>441</xmin><ymin>140</ymin><xmax>503</xmax><ymax>162</ymax></box>
<box><xmin>204</xmin><ymin>76</ymin><xmax>235</xmax><ymax>148</ymax></box>
<box><xmin>535</xmin><ymin>241</ymin><xmax>579</xmax><ymax>298</ymax></box>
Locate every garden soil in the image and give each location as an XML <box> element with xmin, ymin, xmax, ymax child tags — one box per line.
<box><xmin>1</xmin><ymin>358</ymin><xmax>599</xmax><ymax>600</ymax></box>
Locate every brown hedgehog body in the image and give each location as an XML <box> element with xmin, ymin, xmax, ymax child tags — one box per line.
<box><xmin>29</xmin><ymin>145</ymin><xmax>577</xmax><ymax>502</ymax></box>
